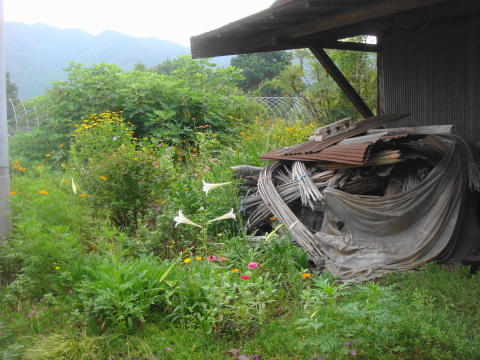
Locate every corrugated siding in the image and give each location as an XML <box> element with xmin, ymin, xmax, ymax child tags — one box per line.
<box><xmin>382</xmin><ymin>18</ymin><xmax>480</xmax><ymax>143</ymax></box>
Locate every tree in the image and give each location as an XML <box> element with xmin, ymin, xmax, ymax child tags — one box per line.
<box><xmin>148</xmin><ymin>58</ymin><xmax>177</xmax><ymax>75</ymax></box>
<box><xmin>273</xmin><ymin>37</ymin><xmax>377</xmax><ymax>124</ymax></box>
<box><xmin>133</xmin><ymin>61</ymin><xmax>147</xmax><ymax>72</ymax></box>
<box><xmin>6</xmin><ymin>72</ymin><xmax>18</xmax><ymax>120</ymax></box>
<box><xmin>230</xmin><ymin>51</ymin><xmax>293</xmax><ymax>95</ymax></box>
<box><xmin>27</xmin><ymin>58</ymin><xmax>247</xmax><ymax>145</ymax></box>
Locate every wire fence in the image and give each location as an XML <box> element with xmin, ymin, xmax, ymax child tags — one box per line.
<box><xmin>245</xmin><ymin>97</ymin><xmax>311</xmax><ymax>123</ymax></box>
<box><xmin>7</xmin><ymin>98</ymin><xmax>41</xmax><ymax>135</ymax></box>
<box><xmin>7</xmin><ymin>97</ymin><xmax>312</xmax><ymax>134</ymax></box>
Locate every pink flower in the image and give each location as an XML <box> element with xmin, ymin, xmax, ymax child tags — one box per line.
<box><xmin>240</xmin><ymin>275</ymin><xmax>250</xmax><ymax>280</ymax></box>
<box><xmin>217</xmin><ymin>257</ymin><xmax>227</xmax><ymax>261</ymax></box>
<box><xmin>247</xmin><ymin>262</ymin><xmax>259</xmax><ymax>269</ymax></box>
<box><xmin>207</xmin><ymin>255</ymin><xmax>217</xmax><ymax>261</ymax></box>
<box><xmin>68</xmin><ymin>290</ymin><xmax>73</xmax><ymax>293</ymax></box>
<box><xmin>166</xmin><ymin>348</ymin><xmax>172</xmax><ymax>351</ymax></box>
<box><xmin>153</xmin><ymin>162</ymin><xmax>159</xmax><ymax>165</ymax></box>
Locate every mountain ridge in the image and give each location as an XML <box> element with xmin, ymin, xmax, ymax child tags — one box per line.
<box><xmin>6</xmin><ymin>22</ymin><xmax>231</xmax><ymax>98</ymax></box>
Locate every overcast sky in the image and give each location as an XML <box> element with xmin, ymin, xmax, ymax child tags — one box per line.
<box><xmin>5</xmin><ymin>0</ymin><xmax>275</xmax><ymax>47</ymax></box>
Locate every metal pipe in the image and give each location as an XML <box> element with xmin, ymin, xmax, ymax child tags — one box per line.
<box><xmin>0</xmin><ymin>0</ymin><xmax>12</xmax><ymax>237</ymax></box>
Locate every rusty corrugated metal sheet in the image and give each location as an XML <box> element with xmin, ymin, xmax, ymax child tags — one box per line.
<box><xmin>382</xmin><ymin>17</ymin><xmax>480</xmax><ymax>143</ymax></box>
<box><xmin>260</xmin><ymin>142</ymin><xmax>373</xmax><ymax>163</ymax></box>
<box><xmin>280</xmin><ymin>113</ymin><xmax>409</xmax><ymax>156</ymax></box>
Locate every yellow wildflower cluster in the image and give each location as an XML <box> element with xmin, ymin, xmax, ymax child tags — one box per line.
<box><xmin>239</xmin><ymin>118</ymin><xmax>317</xmax><ymax>147</ymax></box>
<box><xmin>73</xmin><ymin>111</ymin><xmax>135</xmax><ymax>139</ymax></box>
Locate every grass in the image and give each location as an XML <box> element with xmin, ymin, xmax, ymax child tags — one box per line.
<box><xmin>1</xmin><ymin>119</ymin><xmax>480</xmax><ymax>359</ymax></box>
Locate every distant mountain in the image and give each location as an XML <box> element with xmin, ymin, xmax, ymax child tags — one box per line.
<box><xmin>5</xmin><ymin>22</ymin><xmax>232</xmax><ymax>98</ymax></box>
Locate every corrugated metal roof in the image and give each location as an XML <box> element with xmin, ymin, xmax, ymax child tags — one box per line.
<box><xmin>271</xmin><ymin>113</ymin><xmax>409</xmax><ymax>157</ymax></box>
<box><xmin>337</xmin><ymin>132</ymin><xmax>387</xmax><ymax>145</ymax></box>
<box><xmin>260</xmin><ymin>142</ymin><xmax>372</xmax><ymax>163</ymax></box>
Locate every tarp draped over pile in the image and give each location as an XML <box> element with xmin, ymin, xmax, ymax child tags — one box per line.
<box><xmin>317</xmin><ymin>140</ymin><xmax>480</xmax><ymax>280</ymax></box>
<box><xmin>242</xmin><ymin>116</ymin><xmax>480</xmax><ymax>280</ymax></box>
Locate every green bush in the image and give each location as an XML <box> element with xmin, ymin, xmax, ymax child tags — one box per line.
<box><xmin>28</xmin><ymin>58</ymin><xmax>248</xmax><ymax>146</ymax></box>
<box><xmin>70</xmin><ymin>112</ymin><xmax>173</xmax><ymax>229</ymax></box>
<box><xmin>75</xmin><ymin>253</ymin><xmax>175</xmax><ymax>333</ymax></box>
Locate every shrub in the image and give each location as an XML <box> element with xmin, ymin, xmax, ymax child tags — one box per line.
<box><xmin>70</xmin><ymin>112</ymin><xmax>173</xmax><ymax>229</ymax></box>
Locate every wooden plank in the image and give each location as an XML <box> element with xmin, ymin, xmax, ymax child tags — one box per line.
<box><xmin>310</xmin><ymin>46</ymin><xmax>374</xmax><ymax>118</ymax></box>
<box><xmin>273</xmin><ymin>37</ymin><xmax>381</xmax><ymax>52</ymax></box>
<box><xmin>366</xmin><ymin>125</ymin><xmax>455</xmax><ymax>135</ymax></box>
<box><xmin>243</xmin><ymin>0</ymin><xmax>448</xmax><ymax>50</ymax></box>
<box><xmin>305</xmin><ymin>0</ymin><xmax>377</xmax><ymax>7</ymax></box>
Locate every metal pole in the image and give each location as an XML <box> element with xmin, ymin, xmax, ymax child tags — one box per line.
<box><xmin>0</xmin><ymin>0</ymin><xmax>12</xmax><ymax>237</ymax></box>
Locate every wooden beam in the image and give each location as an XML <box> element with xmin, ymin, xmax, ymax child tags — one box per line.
<box><xmin>244</xmin><ymin>0</ymin><xmax>448</xmax><ymax>50</ymax></box>
<box><xmin>310</xmin><ymin>46</ymin><xmax>374</xmax><ymax>118</ymax></box>
<box><xmin>305</xmin><ymin>0</ymin><xmax>377</xmax><ymax>8</ymax></box>
<box><xmin>366</xmin><ymin>125</ymin><xmax>455</xmax><ymax>135</ymax></box>
<box><xmin>270</xmin><ymin>10</ymin><xmax>336</xmax><ymax>19</ymax></box>
<box><xmin>273</xmin><ymin>37</ymin><xmax>381</xmax><ymax>52</ymax></box>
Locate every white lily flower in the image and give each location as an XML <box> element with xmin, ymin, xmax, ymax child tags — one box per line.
<box><xmin>207</xmin><ymin>208</ymin><xmax>237</xmax><ymax>223</ymax></box>
<box><xmin>173</xmin><ymin>210</ymin><xmax>201</xmax><ymax>228</ymax></box>
<box><xmin>202</xmin><ymin>181</ymin><xmax>231</xmax><ymax>195</ymax></box>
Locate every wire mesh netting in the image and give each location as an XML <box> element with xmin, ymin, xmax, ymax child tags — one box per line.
<box><xmin>246</xmin><ymin>97</ymin><xmax>311</xmax><ymax>123</ymax></box>
<box><xmin>7</xmin><ymin>99</ymin><xmax>42</xmax><ymax>135</ymax></box>
<box><xmin>7</xmin><ymin>97</ymin><xmax>311</xmax><ymax>134</ymax></box>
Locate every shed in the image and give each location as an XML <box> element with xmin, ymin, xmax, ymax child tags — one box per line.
<box><xmin>191</xmin><ymin>0</ymin><xmax>480</xmax><ymax>142</ymax></box>
<box><xmin>190</xmin><ymin>0</ymin><xmax>480</xmax><ymax>279</ymax></box>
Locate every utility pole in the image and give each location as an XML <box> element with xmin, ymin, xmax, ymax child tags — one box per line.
<box><xmin>0</xmin><ymin>0</ymin><xmax>12</xmax><ymax>238</ymax></box>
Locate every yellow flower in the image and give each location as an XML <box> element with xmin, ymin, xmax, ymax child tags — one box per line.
<box><xmin>45</xmin><ymin>154</ymin><xmax>52</xmax><ymax>157</ymax></box>
<box><xmin>184</xmin><ymin>258</ymin><xmax>191</xmax><ymax>263</ymax></box>
<box><xmin>39</xmin><ymin>190</ymin><xmax>49</xmax><ymax>195</ymax></box>
<box><xmin>10</xmin><ymin>191</ymin><xmax>16</xmax><ymax>195</ymax></box>
<box><xmin>100</xmin><ymin>176</ymin><xmax>107</xmax><ymax>180</ymax></box>
<box><xmin>59</xmin><ymin>144</ymin><xmax>64</xmax><ymax>147</ymax></box>
<box><xmin>80</xmin><ymin>194</ymin><xmax>88</xmax><ymax>197</ymax></box>
<box><xmin>231</xmin><ymin>269</ymin><xmax>240</xmax><ymax>273</ymax></box>
<box><xmin>196</xmin><ymin>256</ymin><xmax>202</xmax><ymax>261</ymax></box>
<box><xmin>302</xmin><ymin>273</ymin><xmax>311</xmax><ymax>278</ymax></box>
<box><xmin>13</xmin><ymin>161</ymin><xmax>19</xmax><ymax>164</ymax></box>
<box><xmin>55</xmin><ymin>266</ymin><xmax>60</xmax><ymax>270</ymax></box>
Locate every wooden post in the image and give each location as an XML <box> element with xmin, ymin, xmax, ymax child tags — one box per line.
<box><xmin>309</xmin><ymin>46</ymin><xmax>374</xmax><ymax>118</ymax></box>
<box><xmin>377</xmin><ymin>35</ymin><xmax>385</xmax><ymax>115</ymax></box>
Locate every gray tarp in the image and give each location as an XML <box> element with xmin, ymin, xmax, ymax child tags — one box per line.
<box><xmin>315</xmin><ymin>141</ymin><xmax>480</xmax><ymax>280</ymax></box>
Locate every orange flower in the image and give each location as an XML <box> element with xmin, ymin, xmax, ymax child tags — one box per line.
<box><xmin>10</xmin><ymin>191</ymin><xmax>16</xmax><ymax>195</ymax></box>
<box><xmin>39</xmin><ymin>190</ymin><xmax>49</xmax><ymax>195</ymax></box>
<box><xmin>80</xmin><ymin>194</ymin><xmax>88</xmax><ymax>197</ymax></box>
<box><xmin>100</xmin><ymin>176</ymin><xmax>107</xmax><ymax>180</ymax></box>
<box><xmin>302</xmin><ymin>273</ymin><xmax>311</xmax><ymax>278</ymax></box>
<box><xmin>231</xmin><ymin>269</ymin><xmax>240</xmax><ymax>273</ymax></box>
<box><xmin>36</xmin><ymin>165</ymin><xmax>43</xmax><ymax>169</ymax></box>
<box><xmin>270</xmin><ymin>217</ymin><xmax>277</xmax><ymax>221</ymax></box>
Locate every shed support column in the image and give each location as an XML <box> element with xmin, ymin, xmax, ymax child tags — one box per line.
<box><xmin>309</xmin><ymin>46</ymin><xmax>374</xmax><ymax>118</ymax></box>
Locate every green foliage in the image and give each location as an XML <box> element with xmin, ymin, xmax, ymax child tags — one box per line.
<box><xmin>76</xmin><ymin>253</ymin><xmax>174</xmax><ymax>332</ymax></box>
<box><xmin>28</xmin><ymin>58</ymin><xmax>248</xmax><ymax>146</ymax></box>
<box><xmin>274</xmin><ymin>40</ymin><xmax>377</xmax><ymax>124</ymax></box>
<box><xmin>6</xmin><ymin>72</ymin><xmax>18</xmax><ymax>120</ymax></box>
<box><xmin>298</xmin><ymin>276</ymin><xmax>402</xmax><ymax>358</ymax></box>
<box><xmin>230</xmin><ymin>51</ymin><xmax>292</xmax><ymax>96</ymax></box>
<box><xmin>164</xmin><ymin>258</ymin><xmax>277</xmax><ymax>334</ymax></box>
<box><xmin>70</xmin><ymin>111</ymin><xmax>173</xmax><ymax>229</ymax></box>
<box><xmin>230</xmin><ymin>51</ymin><xmax>293</xmax><ymax>95</ymax></box>
<box><xmin>9</xmin><ymin>126</ymin><xmax>70</xmax><ymax>168</ymax></box>
<box><xmin>1</xmin><ymin>166</ymin><xmax>93</xmax><ymax>299</ymax></box>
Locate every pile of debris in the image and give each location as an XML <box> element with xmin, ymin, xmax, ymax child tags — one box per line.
<box><xmin>235</xmin><ymin>114</ymin><xmax>480</xmax><ymax>280</ymax></box>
